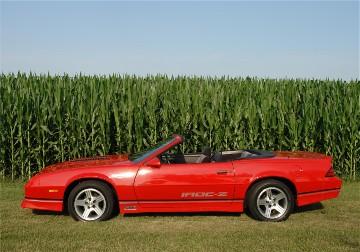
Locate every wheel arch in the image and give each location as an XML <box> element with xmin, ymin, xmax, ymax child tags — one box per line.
<box><xmin>244</xmin><ymin>176</ymin><xmax>297</xmax><ymax>208</ymax></box>
<box><xmin>63</xmin><ymin>178</ymin><xmax>118</xmax><ymax>212</ymax></box>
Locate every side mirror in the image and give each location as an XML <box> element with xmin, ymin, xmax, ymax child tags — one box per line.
<box><xmin>146</xmin><ymin>158</ymin><xmax>161</xmax><ymax>168</ymax></box>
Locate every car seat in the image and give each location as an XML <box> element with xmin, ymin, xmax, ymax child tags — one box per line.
<box><xmin>196</xmin><ymin>146</ymin><xmax>211</xmax><ymax>163</ymax></box>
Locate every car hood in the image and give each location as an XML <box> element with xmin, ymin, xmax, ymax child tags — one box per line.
<box><xmin>38</xmin><ymin>154</ymin><xmax>133</xmax><ymax>174</ymax></box>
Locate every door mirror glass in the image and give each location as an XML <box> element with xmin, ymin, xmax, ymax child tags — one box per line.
<box><xmin>146</xmin><ymin>158</ymin><xmax>161</xmax><ymax>168</ymax></box>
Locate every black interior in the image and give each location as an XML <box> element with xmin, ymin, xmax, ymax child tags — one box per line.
<box><xmin>160</xmin><ymin>147</ymin><xmax>275</xmax><ymax>164</ymax></box>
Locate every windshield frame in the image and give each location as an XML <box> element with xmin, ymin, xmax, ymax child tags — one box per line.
<box><xmin>129</xmin><ymin>135</ymin><xmax>182</xmax><ymax>164</ymax></box>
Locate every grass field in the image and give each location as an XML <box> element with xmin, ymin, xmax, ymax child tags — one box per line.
<box><xmin>1</xmin><ymin>181</ymin><xmax>359</xmax><ymax>252</ymax></box>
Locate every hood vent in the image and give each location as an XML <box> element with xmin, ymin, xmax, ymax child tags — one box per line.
<box><xmin>70</xmin><ymin>157</ymin><xmax>110</xmax><ymax>162</ymax></box>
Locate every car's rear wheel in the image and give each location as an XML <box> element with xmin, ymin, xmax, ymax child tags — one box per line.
<box><xmin>247</xmin><ymin>179</ymin><xmax>294</xmax><ymax>222</ymax></box>
<box><xmin>68</xmin><ymin>180</ymin><xmax>115</xmax><ymax>222</ymax></box>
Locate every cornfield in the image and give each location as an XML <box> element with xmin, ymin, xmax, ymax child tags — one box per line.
<box><xmin>0</xmin><ymin>73</ymin><xmax>359</xmax><ymax>180</ymax></box>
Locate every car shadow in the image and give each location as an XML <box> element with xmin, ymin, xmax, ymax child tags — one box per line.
<box><xmin>32</xmin><ymin>209</ymin><xmax>69</xmax><ymax>216</ymax></box>
<box><xmin>243</xmin><ymin>202</ymin><xmax>325</xmax><ymax>221</ymax></box>
<box><xmin>32</xmin><ymin>209</ymin><xmax>241</xmax><ymax>219</ymax></box>
<box><xmin>32</xmin><ymin>209</ymin><xmax>120</xmax><ymax>221</ymax></box>
<box><xmin>293</xmin><ymin>202</ymin><xmax>324</xmax><ymax>214</ymax></box>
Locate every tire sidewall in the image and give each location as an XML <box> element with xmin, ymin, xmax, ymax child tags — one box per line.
<box><xmin>68</xmin><ymin>180</ymin><xmax>115</xmax><ymax>222</ymax></box>
<box><xmin>247</xmin><ymin>179</ymin><xmax>294</xmax><ymax>222</ymax></box>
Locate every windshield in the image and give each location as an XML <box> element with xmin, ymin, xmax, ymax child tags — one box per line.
<box><xmin>129</xmin><ymin>136</ymin><xmax>177</xmax><ymax>164</ymax></box>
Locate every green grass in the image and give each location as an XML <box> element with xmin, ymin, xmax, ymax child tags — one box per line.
<box><xmin>1</xmin><ymin>181</ymin><xmax>359</xmax><ymax>251</ymax></box>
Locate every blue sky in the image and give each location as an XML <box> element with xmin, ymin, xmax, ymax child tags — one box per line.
<box><xmin>1</xmin><ymin>1</ymin><xmax>359</xmax><ymax>80</ymax></box>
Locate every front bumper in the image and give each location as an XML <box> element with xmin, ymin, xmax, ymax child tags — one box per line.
<box><xmin>21</xmin><ymin>198</ymin><xmax>63</xmax><ymax>212</ymax></box>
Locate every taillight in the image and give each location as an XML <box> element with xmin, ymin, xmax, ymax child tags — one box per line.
<box><xmin>325</xmin><ymin>167</ymin><xmax>335</xmax><ymax>177</ymax></box>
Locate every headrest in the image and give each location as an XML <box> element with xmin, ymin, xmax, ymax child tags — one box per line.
<box><xmin>202</xmin><ymin>146</ymin><xmax>211</xmax><ymax>156</ymax></box>
<box><xmin>212</xmin><ymin>152</ymin><xmax>222</xmax><ymax>162</ymax></box>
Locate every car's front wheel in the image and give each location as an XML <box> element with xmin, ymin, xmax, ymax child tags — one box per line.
<box><xmin>68</xmin><ymin>180</ymin><xmax>115</xmax><ymax>222</ymax></box>
<box><xmin>246</xmin><ymin>179</ymin><xmax>294</xmax><ymax>222</ymax></box>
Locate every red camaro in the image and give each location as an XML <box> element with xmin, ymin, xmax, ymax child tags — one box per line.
<box><xmin>21</xmin><ymin>135</ymin><xmax>342</xmax><ymax>222</ymax></box>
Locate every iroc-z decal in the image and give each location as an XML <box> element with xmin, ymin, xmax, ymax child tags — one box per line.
<box><xmin>181</xmin><ymin>192</ymin><xmax>228</xmax><ymax>198</ymax></box>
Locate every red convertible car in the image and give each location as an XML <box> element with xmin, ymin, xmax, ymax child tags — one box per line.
<box><xmin>21</xmin><ymin>135</ymin><xmax>342</xmax><ymax>222</ymax></box>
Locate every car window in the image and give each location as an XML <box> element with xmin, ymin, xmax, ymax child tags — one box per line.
<box><xmin>129</xmin><ymin>137</ymin><xmax>176</xmax><ymax>164</ymax></box>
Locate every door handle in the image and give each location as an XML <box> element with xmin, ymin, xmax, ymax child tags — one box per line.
<box><xmin>217</xmin><ymin>170</ymin><xmax>228</xmax><ymax>174</ymax></box>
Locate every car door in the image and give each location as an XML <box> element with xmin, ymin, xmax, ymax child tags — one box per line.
<box><xmin>133</xmin><ymin>161</ymin><xmax>235</xmax><ymax>209</ymax></box>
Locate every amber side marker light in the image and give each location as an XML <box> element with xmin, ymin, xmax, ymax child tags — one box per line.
<box><xmin>325</xmin><ymin>167</ymin><xmax>335</xmax><ymax>177</ymax></box>
<box><xmin>48</xmin><ymin>189</ymin><xmax>58</xmax><ymax>193</ymax></box>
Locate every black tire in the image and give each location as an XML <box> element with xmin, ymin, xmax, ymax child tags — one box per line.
<box><xmin>246</xmin><ymin>179</ymin><xmax>294</xmax><ymax>222</ymax></box>
<box><xmin>68</xmin><ymin>180</ymin><xmax>115</xmax><ymax>222</ymax></box>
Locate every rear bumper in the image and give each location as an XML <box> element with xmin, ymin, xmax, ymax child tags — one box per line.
<box><xmin>297</xmin><ymin>188</ymin><xmax>341</xmax><ymax>206</ymax></box>
<box><xmin>21</xmin><ymin>198</ymin><xmax>63</xmax><ymax>212</ymax></box>
<box><xmin>297</xmin><ymin>176</ymin><xmax>342</xmax><ymax>206</ymax></box>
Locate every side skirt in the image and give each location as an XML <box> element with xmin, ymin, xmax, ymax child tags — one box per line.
<box><xmin>119</xmin><ymin>200</ymin><xmax>244</xmax><ymax>214</ymax></box>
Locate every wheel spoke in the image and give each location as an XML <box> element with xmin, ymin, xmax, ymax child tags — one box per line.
<box><xmin>266</xmin><ymin>189</ymin><xmax>272</xmax><ymax>199</ymax></box>
<box><xmin>274</xmin><ymin>193</ymin><xmax>285</xmax><ymax>201</ymax></box>
<box><xmin>93</xmin><ymin>206</ymin><xmax>104</xmax><ymax>216</ymax></box>
<box><xmin>94</xmin><ymin>195</ymin><xmax>105</xmax><ymax>203</ymax></box>
<box><xmin>82</xmin><ymin>208</ymin><xmax>92</xmax><ymax>219</ymax></box>
<box><xmin>264</xmin><ymin>206</ymin><xmax>272</xmax><ymax>218</ymax></box>
<box><xmin>85</xmin><ymin>190</ymin><xmax>92</xmax><ymax>199</ymax></box>
<box><xmin>74</xmin><ymin>199</ymin><xmax>87</xmax><ymax>207</ymax></box>
<box><xmin>274</xmin><ymin>205</ymin><xmax>285</xmax><ymax>215</ymax></box>
<box><xmin>257</xmin><ymin>198</ymin><xmax>267</xmax><ymax>206</ymax></box>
